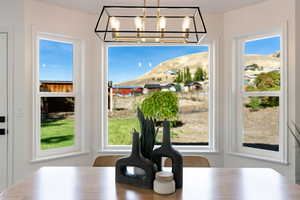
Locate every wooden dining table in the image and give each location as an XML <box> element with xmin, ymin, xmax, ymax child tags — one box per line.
<box><xmin>1</xmin><ymin>167</ymin><xmax>300</xmax><ymax>200</ymax></box>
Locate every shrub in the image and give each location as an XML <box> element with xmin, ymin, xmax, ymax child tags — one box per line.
<box><xmin>260</xmin><ymin>96</ymin><xmax>279</xmax><ymax>107</ymax></box>
<box><xmin>245</xmin><ymin>85</ymin><xmax>256</xmax><ymax>92</ymax></box>
<box><xmin>248</xmin><ymin>97</ymin><xmax>261</xmax><ymax>111</ymax></box>
<box><xmin>254</xmin><ymin>71</ymin><xmax>280</xmax><ymax>91</ymax></box>
<box><xmin>245</xmin><ymin>71</ymin><xmax>280</xmax><ymax>110</ymax></box>
<box><xmin>174</xmin><ymin>84</ymin><xmax>182</xmax><ymax>92</ymax></box>
<box><xmin>141</xmin><ymin>91</ymin><xmax>179</xmax><ymax>121</ymax></box>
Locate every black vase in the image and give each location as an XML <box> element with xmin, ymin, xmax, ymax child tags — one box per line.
<box><xmin>115</xmin><ymin>130</ymin><xmax>157</xmax><ymax>189</ymax></box>
<box><xmin>151</xmin><ymin>121</ymin><xmax>183</xmax><ymax>188</ymax></box>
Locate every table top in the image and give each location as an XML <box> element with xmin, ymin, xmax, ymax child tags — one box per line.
<box><xmin>1</xmin><ymin>167</ymin><xmax>300</xmax><ymax>200</ymax></box>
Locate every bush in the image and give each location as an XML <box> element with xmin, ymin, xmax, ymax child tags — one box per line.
<box><xmin>260</xmin><ymin>96</ymin><xmax>279</xmax><ymax>107</ymax></box>
<box><xmin>254</xmin><ymin>71</ymin><xmax>280</xmax><ymax>91</ymax></box>
<box><xmin>174</xmin><ymin>84</ymin><xmax>182</xmax><ymax>92</ymax></box>
<box><xmin>245</xmin><ymin>71</ymin><xmax>280</xmax><ymax>110</ymax></box>
<box><xmin>248</xmin><ymin>97</ymin><xmax>261</xmax><ymax>111</ymax></box>
<box><xmin>141</xmin><ymin>91</ymin><xmax>179</xmax><ymax>121</ymax></box>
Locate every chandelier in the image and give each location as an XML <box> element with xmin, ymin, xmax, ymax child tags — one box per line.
<box><xmin>95</xmin><ymin>0</ymin><xmax>207</xmax><ymax>44</ymax></box>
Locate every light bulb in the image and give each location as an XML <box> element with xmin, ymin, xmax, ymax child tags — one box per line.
<box><xmin>182</xmin><ymin>16</ymin><xmax>191</xmax><ymax>30</ymax></box>
<box><xmin>135</xmin><ymin>17</ymin><xmax>144</xmax><ymax>30</ymax></box>
<box><xmin>110</xmin><ymin>17</ymin><xmax>120</xmax><ymax>30</ymax></box>
<box><xmin>159</xmin><ymin>17</ymin><xmax>166</xmax><ymax>30</ymax></box>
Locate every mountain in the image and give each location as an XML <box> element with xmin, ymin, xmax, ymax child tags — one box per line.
<box><xmin>117</xmin><ymin>52</ymin><xmax>280</xmax><ymax>86</ymax></box>
<box><xmin>245</xmin><ymin>54</ymin><xmax>280</xmax><ymax>68</ymax></box>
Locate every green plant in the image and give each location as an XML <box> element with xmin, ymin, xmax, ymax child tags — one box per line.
<box><xmin>248</xmin><ymin>97</ymin><xmax>261</xmax><ymax>111</ymax></box>
<box><xmin>254</xmin><ymin>71</ymin><xmax>280</xmax><ymax>91</ymax></box>
<box><xmin>174</xmin><ymin>84</ymin><xmax>182</xmax><ymax>92</ymax></box>
<box><xmin>184</xmin><ymin>67</ymin><xmax>192</xmax><ymax>84</ymax></box>
<box><xmin>260</xmin><ymin>96</ymin><xmax>279</xmax><ymax>107</ymax></box>
<box><xmin>245</xmin><ymin>85</ymin><xmax>256</xmax><ymax>92</ymax></box>
<box><xmin>137</xmin><ymin>108</ymin><xmax>159</xmax><ymax>159</ymax></box>
<box><xmin>174</xmin><ymin>69</ymin><xmax>183</xmax><ymax>83</ymax></box>
<box><xmin>193</xmin><ymin>67</ymin><xmax>205</xmax><ymax>82</ymax></box>
<box><xmin>141</xmin><ymin>91</ymin><xmax>179</xmax><ymax>121</ymax></box>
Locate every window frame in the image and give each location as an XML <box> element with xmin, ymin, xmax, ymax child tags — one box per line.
<box><xmin>99</xmin><ymin>41</ymin><xmax>218</xmax><ymax>153</ymax></box>
<box><xmin>230</xmin><ymin>30</ymin><xmax>288</xmax><ymax>163</ymax></box>
<box><xmin>33</xmin><ymin>32</ymin><xmax>85</xmax><ymax>160</ymax></box>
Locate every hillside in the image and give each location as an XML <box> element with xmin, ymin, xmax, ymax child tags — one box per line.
<box><xmin>117</xmin><ymin>52</ymin><xmax>280</xmax><ymax>86</ymax></box>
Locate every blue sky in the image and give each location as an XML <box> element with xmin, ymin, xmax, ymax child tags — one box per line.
<box><xmin>39</xmin><ymin>39</ymin><xmax>73</xmax><ymax>81</ymax></box>
<box><xmin>39</xmin><ymin>36</ymin><xmax>280</xmax><ymax>82</ymax></box>
<box><xmin>245</xmin><ymin>36</ymin><xmax>280</xmax><ymax>55</ymax></box>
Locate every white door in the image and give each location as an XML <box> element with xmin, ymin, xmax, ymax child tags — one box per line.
<box><xmin>0</xmin><ymin>33</ymin><xmax>8</xmax><ymax>191</ymax></box>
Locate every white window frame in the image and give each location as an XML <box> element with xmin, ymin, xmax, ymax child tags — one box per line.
<box><xmin>99</xmin><ymin>41</ymin><xmax>218</xmax><ymax>153</ymax></box>
<box><xmin>33</xmin><ymin>32</ymin><xmax>85</xmax><ymax>160</ymax></box>
<box><xmin>230</xmin><ymin>29</ymin><xmax>288</xmax><ymax>163</ymax></box>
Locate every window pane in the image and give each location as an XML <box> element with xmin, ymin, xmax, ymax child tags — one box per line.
<box><xmin>243</xmin><ymin>96</ymin><xmax>279</xmax><ymax>151</ymax></box>
<box><xmin>39</xmin><ymin>39</ymin><xmax>74</xmax><ymax>92</ymax></box>
<box><xmin>244</xmin><ymin>36</ymin><xmax>281</xmax><ymax>92</ymax></box>
<box><xmin>108</xmin><ymin>46</ymin><xmax>210</xmax><ymax>145</ymax></box>
<box><xmin>41</xmin><ymin>97</ymin><xmax>75</xmax><ymax>150</ymax></box>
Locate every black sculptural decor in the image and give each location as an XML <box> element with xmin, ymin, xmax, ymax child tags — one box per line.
<box><xmin>151</xmin><ymin>121</ymin><xmax>183</xmax><ymax>188</ymax></box>
<box><xmin>115</xmin><ymin>131</ymin><xmax>157</xmax><ymax>189</ymax></box>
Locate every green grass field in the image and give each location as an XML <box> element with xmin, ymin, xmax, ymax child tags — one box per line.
<box><xmin>40</xmin><ymin>117</ymin><xmax>138</xmax><ymax>149</ymax></box>
<box><xmin>41</xmin><ymin>119</ymin><xmax>75</xmax><ymax>150</ymax></box>
<box><xmin>108</xmin><ymin>118</ymin><xmax>140</xmax><ymax>145</ymax></box>
<box><xmin>41</xmin><ymin>118</ymin><xmax>178</xmax><ymax>149</ymax></box>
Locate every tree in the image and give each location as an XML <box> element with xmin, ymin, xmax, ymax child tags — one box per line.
<box><xmin>254</xmin><ymin>71</ymin><xmax>280</xmax><ymax>91</ymax></box>
<box><xmin>184</xmin><ymin>67</ymin><xmax>192</xmax><ymax>84</ymax></box>
<box><xmin>141</xmin><ymin>91</ymin><xmax>179</xmax><ymax>121</ymax></box>
<box><xmin>174</xmin><ymin>69</ymin><xmax>183</xmax><ymax>83</ymax></box>
<box><xmin>193</xmin><ymin>67</ymin><xmax>205</xmax><ymax>81</ymax></box>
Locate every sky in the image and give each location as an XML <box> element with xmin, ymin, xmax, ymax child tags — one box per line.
<box><xmin>245</xmin><ymin>36</ymin><xmax>280</xmax><ymax>55</ymax></box>
<box><xmin>39</xmin><ymin>36</ymin><xmax>281</xmax><ymax>82</ymax></box>
<box><xmin>39</xmin><ymin>39</ymin><xmax>73</xmax><ymax>81</ymax></box>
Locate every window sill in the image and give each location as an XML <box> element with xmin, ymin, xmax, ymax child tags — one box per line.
<box><xmin>99</xmin><ymin>147</ymin><xmax>220</xmax><ymax>155</ymax></box>
<box><xmin>31</xmin><ymin>151</ymin><xmax>90</xmax><ymax>163</ymax></box>
<box><xmin>227</xmin><ymin>152</ymin><xmax>289</xmax><ymax>165</ymax></box>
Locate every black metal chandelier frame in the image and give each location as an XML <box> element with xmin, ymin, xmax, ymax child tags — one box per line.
<box><xmin>95</xmin><ymin>5</ymin><xmax>207</xmax><ymax>44</ymax></box>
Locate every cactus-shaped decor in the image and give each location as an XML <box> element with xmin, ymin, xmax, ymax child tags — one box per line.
<box><xmin>137</xmin><ymin>108</ymin><xmax>159</xmax><ymax>160</ymax></box>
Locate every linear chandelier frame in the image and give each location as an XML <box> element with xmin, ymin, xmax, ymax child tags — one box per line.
<box><xmin>95</xmin><ymin>5</ymin><xmax>207</xmax><ymax>44</ymax></box>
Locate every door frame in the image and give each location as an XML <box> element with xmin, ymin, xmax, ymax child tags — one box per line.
<box><xmin>0</xmin><ymin>26</ymin><xmax>14</xmax><ymax>187</ymax></box>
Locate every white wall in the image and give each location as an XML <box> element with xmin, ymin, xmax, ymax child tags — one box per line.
<box><xmin>223</xmin><ymin>0</ymin><xmax>297</xmax><ymax>182</ymax></box>
<box><xmin>11</xmin><ymin>0</ymin><xmax>100</xmax><ymax>182</ymax></box>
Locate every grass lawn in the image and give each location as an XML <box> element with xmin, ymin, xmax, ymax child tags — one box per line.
<box><xmin>40</xmin><ymin>117</ymin><xmax>178</xmax><ymax>148</ymax></box>
<box><xmin>41</xmin><ymin>119</ymin><xmax>75</xmax><ymax>150</ymax></box>
<box><xmin>109</xmin><ymin>118</ymin><xmax>140</xmax><ymax>145</ymax></box>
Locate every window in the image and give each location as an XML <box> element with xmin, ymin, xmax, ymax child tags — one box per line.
<box><xmin>102</xmin><ymin>44</ymin><xmax>216</xmax><ymax>152</ymax></box>
<box><xmin>34</xmin><ymin>33</ymin><xmax>83</xmax><ymax>159</ymax></box>
<box><xmin>232</xmin><ymin>33</ymin><xmax>287</xmax><ymax>162</ymax></box>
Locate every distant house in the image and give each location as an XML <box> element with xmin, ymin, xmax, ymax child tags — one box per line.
<box><xmin>143</xmin><ymin>84</ymin><xmax>161</xmax><ymax>94</ymax></box>
<box><xmin>112</xmin><ymin>86</ymin><xmax>143</xmax><ymax>97</ymax></box>
<box><xmin>161</xmin><ymin>83</ymin><xmax>176</xmax><ymax>92</ymax></box>
<box><xmin>40</xmin><ymin>81</ymin><xmax>73</xmax><ymax>92</ymax></box>
<box><xmin>184</xmin><ymin>82</ymin><xmax>203</xmax><ymax>92</ymax></box>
